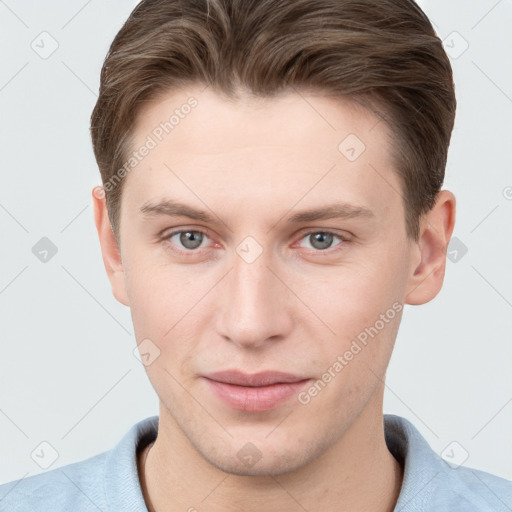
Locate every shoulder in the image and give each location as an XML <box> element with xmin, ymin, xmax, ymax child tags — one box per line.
<box><xmin>0</xmin><ymin>415</ymin><xmax>158</xmax><ymax>512</ymax></box>
<box><xmin>384</xmin><ymin>414</ymin><xmax>512</xmax><ymax>512</ymax></box>
<box><xmin>434</xmin><ymin>465</ymin><xmax>512</xmax><ymax>511</ymax></box>
<box><xmin>0</xmin><ymin>451</ymin><xmax>108</xmax><ymax>511</ymax></box>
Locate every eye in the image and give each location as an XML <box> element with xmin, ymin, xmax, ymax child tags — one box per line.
<box><xmin>165</xmin><ymin>229</ymin><xmax>211</xmax><ymax>252</ymax></box>
<box><xmin>297</xmin><ymin>230</ymin><xmax>348</xmax><ymax>251</ymax></box>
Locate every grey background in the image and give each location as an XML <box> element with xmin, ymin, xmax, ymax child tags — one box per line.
<box><xmin>0</xmin><ymin>0</ymin><xmax>511</xmax><ymax>485</ymax></box>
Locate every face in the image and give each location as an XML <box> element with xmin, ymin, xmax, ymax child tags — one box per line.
<box><xmin>109</xmin><ymin>85</ymin><xmax>421</xmax><ymax>476</ymax></box>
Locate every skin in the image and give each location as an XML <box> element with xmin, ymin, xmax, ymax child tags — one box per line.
<box><xmin>93</xmin><ymin>84</ymin><xmax>456</xmax><ymax>512</ymax></box>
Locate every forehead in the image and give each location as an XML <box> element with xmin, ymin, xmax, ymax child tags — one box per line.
<box><xmin>122</xmin><ymin>85</ymin><xmax>401</xmax><ymax>226</ymax></box>
<box><xmin>133</xmin><ymin>85</ymin><xmax>386</xmax><ymax>159</ymax></box>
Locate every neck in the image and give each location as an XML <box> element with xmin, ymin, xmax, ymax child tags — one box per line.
<box><xmin>139</xmin><ymin>398</ymin><xmax>403</xmax><ymax>512</ymax></box>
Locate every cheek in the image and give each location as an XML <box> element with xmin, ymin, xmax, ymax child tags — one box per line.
<box><xmin>294</xmin><ymin>248</ymin><xmax>406</xmax><ymax>382</ymax></box>
<box><xmin>124</xmin><ymin>254</ymin><xmax>211</xmax><ymax>371</ymax></box>
<box><xmin>124</xmin><ymin>244</ymin><xmax>191</xmax><ymax>324</ymax></box>
<box><xmin>303</xmin><ymin>259</ymin><xmax>403</xmax><ymax>332</ymax></box>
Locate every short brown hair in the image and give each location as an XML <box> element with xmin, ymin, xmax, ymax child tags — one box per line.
<box><xmin>90</xmin><ymin>0</ymin><xmax>456</xmax><ymax>243</ymax></box>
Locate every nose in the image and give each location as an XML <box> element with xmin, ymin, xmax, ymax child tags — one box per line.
<box><xmin>214</xmin><ymin>245</ymin><xmax>294</xmax><ymax>350</ymax></box>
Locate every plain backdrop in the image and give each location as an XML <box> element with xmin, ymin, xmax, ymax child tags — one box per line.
<box><xmin>0</xmin><ymin>0</ymin><xmax>511</xmax><ymax>485</ymax></box>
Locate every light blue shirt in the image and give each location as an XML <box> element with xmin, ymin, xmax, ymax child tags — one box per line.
<box><xmin>1</xmin><ymin>414</ymin><xmax>511</xmax><ymax>511</ymax></box>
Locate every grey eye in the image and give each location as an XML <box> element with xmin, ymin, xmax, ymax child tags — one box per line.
<box><xmin>307</xmin><ymin>232</ymin><xmax>335</xmax><ymax>250</ymax></box>
<box><xmin>174</xmin><ymin>230</ymin><xmax>205</xmax><ymax>250</ymax></box>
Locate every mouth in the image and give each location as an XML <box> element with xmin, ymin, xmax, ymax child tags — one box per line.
<box><xmin>202</xmin><ymin>370</ymin><xmax>312</xmax><ymax>412</ymax></box>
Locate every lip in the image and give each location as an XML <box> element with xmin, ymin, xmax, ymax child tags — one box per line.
<box><xmin>204</xmin><ymin>370</ymin><xmax>308</xmax><ymax>386</ymax></box>
<box><xmin>202</xmin><ymin>370</ymin><xmax>312</xmax><ymax>412</ymax></box>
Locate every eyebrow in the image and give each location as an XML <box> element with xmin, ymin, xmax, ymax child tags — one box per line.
<box><xmin>139</xmin><ymin>199</ymin><xmax>375</xmax><ymax>225</ymax></box>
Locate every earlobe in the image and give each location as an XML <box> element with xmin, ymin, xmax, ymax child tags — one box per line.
<box><xmin>405</xmin><ymin>190</ymin><xmax>456</xmax><ymax>305</ymax></box>
<box><xmin>92</xmin><ymin>186</ymin><xmax>130</xmax><ymax>306</ymax></box>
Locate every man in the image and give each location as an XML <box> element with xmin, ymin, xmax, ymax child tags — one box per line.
<box><xmin>1</xmin><ymin>0</ymin><xmax>510</xmax><ymax>510</ymax></box>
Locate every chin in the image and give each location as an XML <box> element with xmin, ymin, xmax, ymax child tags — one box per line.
<box><xmin>194</xmin><ymin>433</ymin><xmax>329</xmax><ymax>478</ymax></box>
<box><xmin>204</xmin><ymin>452</ymin><xmax>306</xmax><ymax>477</ymax></box>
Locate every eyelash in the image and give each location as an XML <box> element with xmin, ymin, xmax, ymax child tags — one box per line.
<box><xmin>160</xmin><ymin>228</ymin><xmax>350</xmax><ymax>256</ymax></box>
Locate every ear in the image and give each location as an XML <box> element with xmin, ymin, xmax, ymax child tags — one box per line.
<box><xmin>92</xmin><ymin>186</ymin><xmax>130</xmax><ymax>306</ymax></box>
<box><xmin>405</xmin><ymin>190</ymin><xmax>456</xmax><ymax>305</ymax></box>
